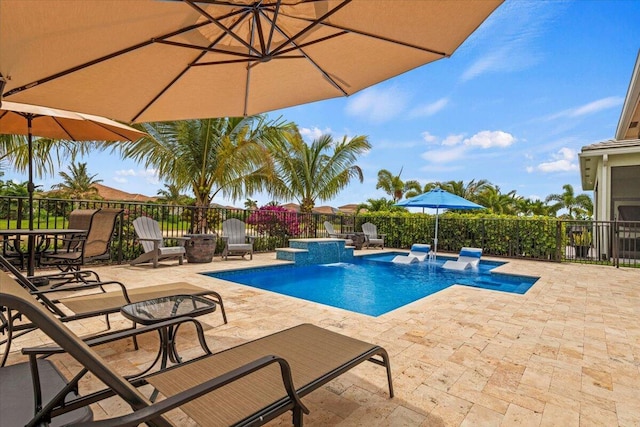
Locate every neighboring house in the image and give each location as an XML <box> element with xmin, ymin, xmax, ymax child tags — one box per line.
<box><xmin>580</xmin><ymin>51</ymin><xmax>640</xmax><ymax>223</ymax></box>
<box><xmin>91</xmin><ymin>183</ymin><xmax>157</xmax><ymax>202</ymax></box>
<box><xmin>579</xmin><ymin>51</ymin><xmax>640</xmax><ymax>259</ymax></box>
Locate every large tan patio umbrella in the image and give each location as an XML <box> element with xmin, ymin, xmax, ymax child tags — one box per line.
<box><xmin>0</xmin><ymin>101</ymin><xmax>146</xmax><ymax>275</ymax></box>
<box><xmin>0</xmin><ymin>0</ymin><xmax>502</xmax><ymax>123</ymax></box>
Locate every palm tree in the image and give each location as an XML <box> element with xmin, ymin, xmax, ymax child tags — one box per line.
<box><xmin>438</xmin><ymin>179</ymin><xmax>493</xmax><ymax>203</ymax></box>
<box><xmin>156</xmin><ymin>183</ymin><xmax>193</xmax><ymax>205</ymax></box>
<box><xmin>244</xmin><ymin>198</ymin><xmax>258</xmax><ymax>210</ymax></box>
<box><xmin>118</xmin><ymin>116</ymin><xmax>294</xmax><ymax>232</ymax></box>
<box><xmin>1</xmin><ymin>134</ymin><xmax>99</xmax><ymax>179</ymax></box>
<box><xmin>545</xmin><ymin>184</ymin><xmax>593</xmax><ymax>219</ymax></box>
<box><xmin>266</xmin><ymin>132</ymin><xmax>371</xmax><ymax>214</ymax></box>
<box><xmin>375</xmin><ymin>168</ymin><xmax>421</xmax><ymax>202</ymax></box>
<box><xmin>50</xmin><ymin>162</ymin><xmax>102</xmax><ymax>200</ymax></box>
<box><xmin>356</xmin><ymin>197</ymin><xmax>407</xmax><ymax>213</ymax></box>
<box><xmin>476</xmin><ymin>186</ymin><xmax>519</xmax><ymax>215</ymax></box>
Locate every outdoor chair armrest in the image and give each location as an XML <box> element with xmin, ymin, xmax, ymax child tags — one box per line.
<box><xmin>21</xmin><ymin>316</ymin><xmax>211</xmax><ymax>357</ymax></box>
<box><xmin>247</xmin><ymin>236</ymin><xmax>256</xmax><ymax>243</ymax></box>
<box><xmin>136</xmin><ymin>237</ymin><xmax>162</xmax><ymax>243</ymax></box>
<box><xmin>31</xmin><ymin>269</ymin><xmax>102</xmax><ymax>286</ymax></box>
<box><xmin>32</xmin><ymin>280</ymin><xmax>133</xmax><ymax>303</ymax></box>
<box><xmin>379</xmin><ymin>234</ymin><xmax>387</xmax><ymax>238</ymax></box>
<box><xmin>72</xmin><ymin>355</ymin><xmax>308</xmax><ymax>427</ymax></box>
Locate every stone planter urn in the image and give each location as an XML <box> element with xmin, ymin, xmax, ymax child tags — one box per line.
<box><xmin>184</xmin><ymin>233</ymin><xmax>217</xmax><ymax>263</ymax></box>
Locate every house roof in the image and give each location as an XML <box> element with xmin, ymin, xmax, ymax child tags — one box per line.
<box><xmin>579</xmin><ymin>138</ymin><xmax>640</xmax><ymax>190</ymax></box>
<box><xmin>616</xmin><ymin>50</ymin><xmax>640</xmax><ymax>141</ymax></box>
<box><xmin>580</xmin><ymin>50</ymin><xmax>640</xmax><ymax>190</ymax></box>
<box><xmin>92</xmin><ymin>183</ymin><xmax>157</xmax><ymax>202</ymax></box>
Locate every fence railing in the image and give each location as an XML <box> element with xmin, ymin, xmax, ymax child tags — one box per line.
<box><xmin>1</xmin><ymin>196</ymin><xmax>638</xmax><ymax>268</ymax></box>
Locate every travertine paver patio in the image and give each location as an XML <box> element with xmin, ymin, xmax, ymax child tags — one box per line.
<box><xmin>4</xmin><ymin>251</ymin><xmax>640</xmax><ymax>426</ymax></box>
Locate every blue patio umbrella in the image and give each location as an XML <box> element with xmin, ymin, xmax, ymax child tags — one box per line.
<box><xmin>395</xmin><ymin>187</ymin><xmax>484</xmax><ymax>257</ymax></box>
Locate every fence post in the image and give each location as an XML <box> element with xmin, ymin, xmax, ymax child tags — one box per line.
<box><xmin>554</xmin><ymin>221</ymin><xmax>563</xmax><ymax>262</ymax></box>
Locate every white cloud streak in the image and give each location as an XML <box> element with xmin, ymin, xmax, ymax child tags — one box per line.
<box><xmin>529</xmin><ymin>147</ymin><xmax>578</xmax><ymax>173</ymax></box>
<box><xmin>345</xmin><ymin>86</ymin><xmax>409</xmax><ymax>122</ymax></box>
<box><xmin>409</xmin><ymin>97</ymin><xmax>449</xmax><ymax>118</ymax></box>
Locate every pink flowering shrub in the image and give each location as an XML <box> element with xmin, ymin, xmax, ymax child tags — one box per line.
<box><xmin>247</xmin><ymin>205</ymin><xmax>300</xmax><ymax>237</ymax></box>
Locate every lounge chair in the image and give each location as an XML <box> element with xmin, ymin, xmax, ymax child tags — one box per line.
<box><xmin>391</xmin><ymin>244</ymin><xmax>431</xmax><ymax>264</ymax></box>
<box><xmin>41</xmin><ymin>208</ymin><xmax>123</xmax><ymax>271</ymax></box>
<box><xmin>0</xmin><ymin>271</ymin><xmax>393</xmax><ymax>427</ymax></box>
<box><xmin>362</xmin><ymin>222</ymin><xmax>385</xmax><ymax>249</ymax></box>
<box><xmin>221</xmin><ymin>218</ymin><xmax>255</xmax><ymax>260</ymax></box>
<box><xmin>324</xmin><ymin>221</ymin><xmax>354</xmax><ymax>246</ymax></box>
<box><xmin>442</xmin><ymin>247</ymin><xmax>483</xmax><ymax>270</ymax></box>
<box><xmin>130</xmin><ymin>217</ymin><xmax>188</xmax><ymax>268</ymax></box>
<box><xmin>0</xmin><ymin>255</ymin><xmax>227</xmax><ymax>366</ymax></box>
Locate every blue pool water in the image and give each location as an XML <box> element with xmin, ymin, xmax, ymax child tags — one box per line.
<box><xmin>206</xmin><ymin>253</ymin><xmax>539</xmax><ymax>316</ymax></box>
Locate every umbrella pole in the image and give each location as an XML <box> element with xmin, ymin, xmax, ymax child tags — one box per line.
<box><xmin>431</xmin><ymin>208</ymin><xmax>439</xmax><ymax>262</ymax></box>
<box><xmin>27</xmin><ymin>115</ymin><xmax>36</xmax><ymax>276</ymax></box>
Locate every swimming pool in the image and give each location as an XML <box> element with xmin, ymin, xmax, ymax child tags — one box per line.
<box><xmin>206</xmin><ymin>253</ymin><xmax>539</xmax><ymax>316</ymax></box>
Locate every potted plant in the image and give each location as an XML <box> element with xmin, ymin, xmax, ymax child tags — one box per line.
<box><xmin>573</xmin><ymin>229</ymin><xmax>592</xmax><ymax>258</ymax></box>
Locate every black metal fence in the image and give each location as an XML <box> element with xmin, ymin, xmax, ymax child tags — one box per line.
<box><xmin>1</xmin><ymin>196</ymin><xmax>638</xmax><ymax>268</ymax></box>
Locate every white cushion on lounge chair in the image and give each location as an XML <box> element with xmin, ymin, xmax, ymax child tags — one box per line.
<box><xmin>408</xmin><ymin>244</ymin><xmax>431</xmax><ymax>261</ymax></box>
<box><xmin>442</xmin><ymin>247</ymin><xmax>482</xmax><ymax>270</ymax></box>
<box><xmin>442</xmin><ymin>260</ymin><xmax>472</xmax><ymax>270</ymax></box>
<box><xmin>392</xmin><ymin>255</ymin><xmax>418</xmax><ymax>264</ymax></box>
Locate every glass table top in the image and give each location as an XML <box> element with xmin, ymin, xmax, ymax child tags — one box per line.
<box><xmin>120</xmin><ymin>295</ymin><xmax>216</xmax><ymax>324</ymax></box>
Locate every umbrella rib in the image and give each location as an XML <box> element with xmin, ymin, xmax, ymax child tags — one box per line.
<box><xmin>3</xmin><ymin>21</ymin><xmax>211</xmax><ymax>99</ymax></box>
<box><xmin>155</xmin><ymin>39</ymin><xmax>258</xmax><ymax>59</ymax></box>
<box><xmin>252</xmin><ymin>7</ymin><xmax>267</xmax><ymax>55</ymax></box>
<box><xmin>269</xmin><ymin>0</ymin><xmax>351</xmax><ymax>57</ymax></box>
<box><xmin>51</xmin><ymin>117</ymin><xmax>77</xmax><ymax>141</ymax></box>
<box><xmin>265</xmin><ymin>0</ymin><xmax>282</xmax><ymax>53</ymax></box>
<box><xmin>131</xmin><ymin>10</ymin><xmax>250</xmax><ymax>123</ymax></box>
<box><xmin>183</xmin><ymin>0</ymin><xmax>261</xmax><ymax>57</ymax></box>
<box><xmin>259</xmin><ymin>13</ymin><xmax>348</xmax><ymax>96</ymax></box>
<box><xmin>289</xmin><ymin>18</ymin><xmax>449</xmax><ymax>57</ymax></box>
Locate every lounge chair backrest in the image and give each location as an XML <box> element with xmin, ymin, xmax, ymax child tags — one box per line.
<box><xmin>0</xmin><ymin>270</ymin><xmax>153</xmax><ymax>413</ymax></box>
<box><xmin>361</xmin><ymin>222</ymin><xmax>378</xmax><ymax>239</ymax></box>
<box><xmin>222</xmin><ymin>218</ymin><xmax>247</xmax><ymax>245</ymax></box>
<box><xmin>83</xmin><ymin>208</ymin><xmax>123</xmax><ymax>259</ymax></box>
<box><xmin>324</xmin><ymin>221</ymin><xmax>336</xmax><ymax>236</ymax></box>
<box><xmin>0</xmin><ymin>255</ymin><xmax>65</xmax><ymax>317</ymax></box>
<box><xmin>133</xmin><ymin>217</ymin><xmax>165</xmax><ymax>253</ymax></box>
<box><xmin>65</xmin><ymin>209</ymin><xmax>99</xmax><ymax>251</ymax></box>
<box><xmin>458</xmin><ymin>247</ymin><xmax>482</xmax><ymax>266</ymax></box>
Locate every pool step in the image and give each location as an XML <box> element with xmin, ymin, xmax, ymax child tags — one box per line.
<box><xmin>275</xmin><ymin>239</ymin><xmax>355</xmax><ymax>265</ymax></box>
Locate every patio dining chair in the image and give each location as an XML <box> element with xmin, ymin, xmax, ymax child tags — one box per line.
<box><xmin>130</xmin><ymin>216</ymin><xmax>188</xmax><ymax>268</ymax></box>
<box><xmin>41</xmin><ymin>208</ymin><xmax>123</xmax><ymax>271</ymax></box>
<box><xmin>221</xmin><ymin>218</ymin><xmax>255</xmax><ymax>260</ymax></box>
<box><xmin>0</xmin><ymin>271</ymin><xmax>393</xmax><ymax>427</ymax></box>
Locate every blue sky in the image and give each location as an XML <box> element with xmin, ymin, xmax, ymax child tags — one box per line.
<box><xmin>7</xmin><ymin>0</ymin><xmax>640</xmax><ymax>209</ymax></box>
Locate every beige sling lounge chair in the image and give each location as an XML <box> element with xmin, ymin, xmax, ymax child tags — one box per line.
<box><xmin>0</xmin><ymin>271</ymin><xmax>393</xmax><ymax>427</ymax></box>
<box><xmin>0</xmin><ymin>255</ymin><xmax>226</xmax><ymax>365</ymax></box>
<box><xmin>130</xmin><ymin>216</ymin><xmax>188</xmax><ymax>268</ymax></box>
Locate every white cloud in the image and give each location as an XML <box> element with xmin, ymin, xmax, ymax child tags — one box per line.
<box><xmin>459</xmin><ymin>0</ymin><xmax>562</xmax><ymax>82</ymax></box>
<box><xmin>299</xmin><ymin>126</ymin><xmax>331</xmax><ymax>141</ymax></box>
<box><xmin>464</xmin><ymin>130</ymin><xmax>516</xmax><ymax>149</ymax></box>
<box><xmin>421</xmin><ymin>145</ymin><xmax>468</xmax><ymax>163</ymax></box>
<box><xmin>421</xmin><ymin>131</ymin><xmax>438</xmax><ymax>144</ymax></box>
<box><xmin>345</xmin><ymin>86</ymin><xmax>409</xmax><ymax>122</ymax></box>
<box><xmin>114</xmin><ymin>168</ymin><xmax>159</xmax><ymax>184</ymax></box>
<box><xmin>531</xmin><ymin>147</ymin><xmax>579</xmax><ymax>173</ymax></box>
<box><xmin>409</xmin><ymin>97</ymin><xmax>449</xmax><ymax>118</ymax></box>
<box><xmin>419</xmin><ymin>130</ymin><xmax>517</xmax><ymax>167</ymax></box>
<box><xmin>546</xmin><ymin>96</ymin><xmax>624</xmax><ymax>120</ymax></box>
<box><xmin>442</xmin><ymin>134</ymin><xmax>465</xmax><ymax>146</ymax></box>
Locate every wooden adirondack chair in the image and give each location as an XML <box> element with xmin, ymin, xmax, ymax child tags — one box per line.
<box><xmin>130</xmin><ymin>217</ymin><xmax>188</xmax><ymax>268</ymax></box>
<box><xmin>221</xmin><ymin>218</ymin><xmax>255</xmax><ymax>260</ymax></box>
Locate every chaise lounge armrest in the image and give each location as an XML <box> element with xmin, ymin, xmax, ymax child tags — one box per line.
<box><xmin>22</xmin><ymin>316</ymin><xmax>211</xmax><ymax>358</ymax></box>
<box><xmin>75</xmin><ymin>355</ymin><xmax>309</xmax><ymax>427</ymax></box>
